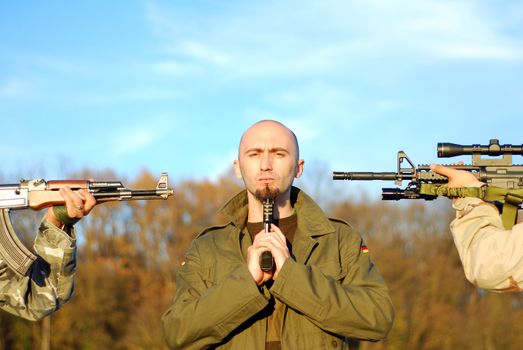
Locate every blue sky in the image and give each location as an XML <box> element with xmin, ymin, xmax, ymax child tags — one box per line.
<box><xmin>1</xmin><ymin>0</ymin><xmax>522</xmax><ymax>199</ymax></box>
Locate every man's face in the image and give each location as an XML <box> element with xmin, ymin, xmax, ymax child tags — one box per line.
<box><xmin>234</xmin><ymin>121</ymin><xmax>304</xmax><ymax>201</ymax></box>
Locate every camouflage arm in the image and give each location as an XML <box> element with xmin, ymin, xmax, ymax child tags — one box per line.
<box><xmin>0</xmin><ymin>217</ymin><xmax>76</xmax><ymax>321</ymax></box>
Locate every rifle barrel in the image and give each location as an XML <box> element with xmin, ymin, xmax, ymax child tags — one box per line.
<box><xmin>92</xmin><ymin>189</ymin><xmax>173</xmax><ymax>199</ymax></box>
<box><xmin>333</xmin><ymin>172</ymin><xmax>411</xmax><ymax>181</ymax></box>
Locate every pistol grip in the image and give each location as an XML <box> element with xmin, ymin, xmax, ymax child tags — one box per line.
<box><xmin>260</xmin><ymin>251</ymin><xmax>274</xmax><ymax>272</ymax></box>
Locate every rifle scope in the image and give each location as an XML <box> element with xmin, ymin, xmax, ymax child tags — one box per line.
<box><xmin>438</xmin><ymin>139</ymin><xmax>523</xmax><ymax>158</ymax></box>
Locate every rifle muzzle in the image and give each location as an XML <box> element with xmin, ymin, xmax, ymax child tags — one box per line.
<box><xmin>333</xmin><ymin>172</ymin><xmax>402</xmax><ymax>181</ymax></box>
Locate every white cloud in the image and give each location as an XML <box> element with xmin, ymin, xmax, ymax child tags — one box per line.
<box><xmin>398</xmin><ymin>1</ymin><xmax>523</xmax><ymax>60</ymax></box>
<box><xmin>434</xmin><ymin>43</ymin><xmax>521</xmax><ymax>60</ymax></box>
<box><xmin>110</xmin><ymin>116</ymin><xmax>175</xmax><ymax>156</ymax></box>
<box><xmin>145</xmin><ymin>0</ymin><xmax>523</xmax><ymax>81</ymax></box>
<box><xmin>12</xmin><ymin>52</ymin><xmax>90</xmax><ymax>75</ymax></box>
<box><xmin>202</xmin><ymin>148</ymin><xmax>238</xmax><ymax>182</ymax></box>
<box><xmin>153</xmin><ymin>60</ymin><xmax>203</xmax><ymax>76</ymax></box>
<box><xmin>264</xmin><ymin>80</ymin><xmax>404</xmax><ymax>125</ymax></box>
<box><xmin>0</xmin><ymin>78</ymin><xmax>30</xmax><ymax>97</ymax></box>
<box><xmin>112</xmin><ymin>128</ymin><xmax>156</xmax><ymax>156</ymax></box>
<box><xmin>178</xmin><ymin>40</ymin><xmax>231</xmax><ymax>66</ymax></box>
<box><xmin>80</xmin><ymin>87</ymin><xmax>182</xmax><ymax>104</ymax></box>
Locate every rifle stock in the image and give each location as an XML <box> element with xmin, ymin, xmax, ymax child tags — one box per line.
<box><xmin>0</xmin><ymin>173</ymin><xmax>174</xmax><ymax>276</ymax></box>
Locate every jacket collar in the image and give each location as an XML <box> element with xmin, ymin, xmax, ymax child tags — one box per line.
<box><xmin>219</xmin><ymin>186</ymin><xmax>335</xmax><ymax>237</ymax></box>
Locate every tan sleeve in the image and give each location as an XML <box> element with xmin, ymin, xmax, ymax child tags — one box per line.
<box><xmin>450</xmin><ymin>197</ymin><xmax>523</xmax><ymax>292</ymax></box>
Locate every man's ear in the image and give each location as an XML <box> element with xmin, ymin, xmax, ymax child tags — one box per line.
<box><xmin>233</xmin><ymin>160</ymin><xmax>243</xmax><ymax>179</ymax></box>
<box><xmin>295</xmin><ymin>159</ymin><xmax>305</xmax><ymax>179</ymax></box>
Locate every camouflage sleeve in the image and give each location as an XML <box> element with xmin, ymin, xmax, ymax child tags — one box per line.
<box><xmin>450</xmin><ymin>197</ymin><xmax>523</xmax><ymax>291</ymax></box>
<box><xmin>0</xmin><ymin>216</ymin><xmax>77</xmax><ymax>321</ymax></box>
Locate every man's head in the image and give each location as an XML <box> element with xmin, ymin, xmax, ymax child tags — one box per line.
<box><xmin>233</xmin><ymin>120</ymin><xmax>304</xmax><ymax>202</ymax></box>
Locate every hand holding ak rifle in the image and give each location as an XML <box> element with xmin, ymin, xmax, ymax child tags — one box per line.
<box><xmin>46</xmin><ymin>184</ymin><xmax>96</xmax><ymax>229</ymax></box>
<box><xmin>0</xmin><ymin>173</ymin><xmax>174</xmax><ymax>276</ymax></box>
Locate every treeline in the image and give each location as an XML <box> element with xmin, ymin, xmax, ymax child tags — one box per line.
<box><xmin>1</xmin><ymin>168</ymin><xmax>523</xmax><ymax>349</ymax></box>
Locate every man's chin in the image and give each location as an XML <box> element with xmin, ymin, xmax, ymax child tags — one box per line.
<box><xmin>254</xmin><ymin>186</ymin><xmax>280</xmax><ymax>201</ymax></box>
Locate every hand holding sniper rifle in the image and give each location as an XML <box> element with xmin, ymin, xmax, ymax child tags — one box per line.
<box><xmin>333</xmin><ymin>139</ymin><xmax>523</xmax><ymax>229</ymax></box>
<box><xmin>429</xmin><ymin>163</ymin><xmax>482</xmax><ymax>188</ymax></box>
<box><xmin>0</xmin><ymin>172</ymin><xmax>174</xmax><ymax>276</ymax></box>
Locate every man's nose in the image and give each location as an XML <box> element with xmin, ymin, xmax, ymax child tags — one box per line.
<box><xmin>260</xmin><ymin>152</ymin><xmax>272</xmax><ymax>170</ymax></box>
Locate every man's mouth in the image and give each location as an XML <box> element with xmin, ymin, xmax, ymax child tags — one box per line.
<box><xmin>257</xmin><ymin>174</ymin><xmax>275</xmax><ymax>180</ymax></box>
<box><xmin>258</xmin><ymin>178</ymin><xmax>275</xmax><ymax>184</ymax></box>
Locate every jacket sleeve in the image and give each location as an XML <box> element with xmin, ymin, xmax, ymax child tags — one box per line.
<box><xmin>0</xmin><ymin>217</ymin><xmax>77</xmax><ymax>321</ymax></box>
<box><xmin>450</xmin><ymin>197</ymin><xmax>523</xmax><ymax>291</ymax></box>
<box><xmin>161</xmin><ymin>238</ymin><xmax>269</xmax><ymax>350</ymax></box>
<box><xmin>269</xmin><ymin>226</ymin><xmax>394</xmax><ymax>341</ymax></box>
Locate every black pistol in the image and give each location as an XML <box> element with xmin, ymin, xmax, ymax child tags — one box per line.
<box><xmin>260</xmin><ymin>198</ymin><xmax>274</xmax><ymax>272</ymax></box>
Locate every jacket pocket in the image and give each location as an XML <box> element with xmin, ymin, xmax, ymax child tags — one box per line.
<box><xmin>314</xmin><ymin>259</ymin><xmax>345</xmax><ymax>281</ymax></box>
<box><xmin>201</xmin><ymin>265</ymin><xmax>216</xmax><ymax>288</ymax></box>
<box><xmin>201</xmin><ymin>261</ymin><xmax>241</xmax><ymax>287</ymax></box>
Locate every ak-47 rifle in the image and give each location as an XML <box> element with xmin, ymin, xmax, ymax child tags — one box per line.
<box><xmin>333</xmin><ymin>139</ymin><xmax>523</xmax><ymax>229</ymax></box>
<box><xmin>0</xmin><ymin>173</ymin><xmax>174</xmax><ymax>276</ymax></box>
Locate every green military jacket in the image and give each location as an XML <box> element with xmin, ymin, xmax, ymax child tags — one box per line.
<box><xmin>0</xmin><ymin>218</ymin><xmax>77</xmax><ymax>321</ymax></box>
<box><xmin>162</xmin><ymin>187</ymin><xmax>394</xmax><ymax>349</ymax></box>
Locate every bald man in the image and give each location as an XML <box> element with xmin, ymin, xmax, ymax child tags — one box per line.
<box><xmin>162</xmin><ymin>120</ymin><xmax>394</xmax><ymax>349</ymax></box>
